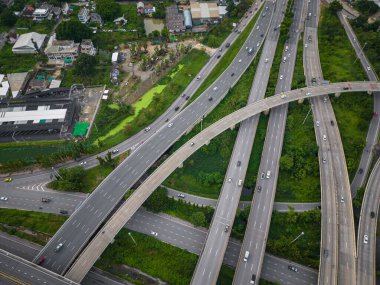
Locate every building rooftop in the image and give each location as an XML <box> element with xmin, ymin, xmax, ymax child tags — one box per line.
<box><xmin>12</xmin><ymin>32</ymin><xmax>46</xmax><ymax>52</ymax></box>
<box><xmin>0</xmin><ymin>109</ymin><xmax>67</xmax><ymax>124</ymax></box>
<box><xmin>7</xmin><ymin>72</ymin><xmax>28</xmax><ymax>98</ymax></box>
<box><xmin>190</xmin><ymin>2</ymin><xmax>219</xmax><ymax>19</ymax></box>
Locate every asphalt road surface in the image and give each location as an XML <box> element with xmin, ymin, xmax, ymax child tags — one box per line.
<box><xmin>233</xmin><ymin>0</ymin><xmax>305</xmax><ymax>283</ymax></box>
<box><xmin>191</xmin><ymin>1</ymin><xmax>281</xmax><ymax>284</ymax></box>
<box><xmin>36</xmin><ymin>0</ymin><xmax>272</xmax><ymax>276</ymax></box>
<box><xmin>356</xmin><ymin>157</ymin><xmax>380</xmax><ymax>285</ymax></box>
<box><xmin>67</xmin><ymin>81</ymin><xmax>380</xmax><ymax>282</ymax></box>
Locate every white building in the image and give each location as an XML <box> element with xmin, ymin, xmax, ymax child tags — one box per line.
<box><xmin>45</xmin><ymin>36</ymin><xmax>80</xmax><ymax>63</ymax></box>
<box><xmin>0</xmin><ymin>75</ymin><xmax>9</xmax><ymax>97</ymax></box>
<box><xmin>111</xmin><ymin>52</ymin><xmax>119</xmax><ymax>63</ymax></box>
<box><xmin>12</xmin><ymin>32</ymin><xmax>46</xmax><ymax>54</ymax></box>
<box><xmin>78</xmin><ymin>7</ymin><xmax>90</xmax><ymax>23</ymax></box>
<box><xmin>32</xmin><ymin>4</ymin><xmax>52</xmax><ymax>21</ymax></box>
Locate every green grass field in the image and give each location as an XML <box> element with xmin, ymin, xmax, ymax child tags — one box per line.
<box><xmin>319</xmin><ymin>5</ymin><xmax>372</xmax><ymax>179</ymax></box>
<box><xmin>0</xmin><ymin>44</ymin><xmax>38</xmax><ymax>73</ymax></box>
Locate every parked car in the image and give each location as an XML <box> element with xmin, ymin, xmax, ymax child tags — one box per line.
<box><xmin>59</xmin><ymin>209</ymin><xmax>68</xmax><ymax>214</ymax></box>
<box><xmin>3</xmin><ymin>177</ymin><xmax>12</xmax><ymax>182</ymax></box>
<box><xmin>288</xmin><ymin>265</ymin><xmax>298</xmax><ymax>272</ymax></box>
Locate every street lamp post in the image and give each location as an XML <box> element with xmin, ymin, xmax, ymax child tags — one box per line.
<box><xmin>51</xmin><ymin>166</ymin><xmax>63</xmax><ymax>180</ymax></box>
<box><xmin>128</xmin><ymin>232</ymin><xmax>137</xmax><ymax>245</ymax></box>
<box><xmin>290</xmin><ymin>231</ymin><xmax>304</xmax><ymax>244</ymax></box>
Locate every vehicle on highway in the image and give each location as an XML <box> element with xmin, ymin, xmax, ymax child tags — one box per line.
<box><xmin>288</xmin><ymin>265</ymin><xmax>298</xmax><ymax>272</ymax></box>
<box><xmin>145</xmin><ymin>127</ymin><xmax>151</xmax><ymax>132</ymax></box>
<box><xmin>343</xmin><ymin>86</ymin><xmax>349</xmax><ymax>90</ymax></box>
<box><xmin>370</xmin><ymin>211</ymin><xmax>375</xmax><ymax>218</ymax></box>
<box><xmin>243</xmin><ymin>251</ymin><xmax>250</xmax><ymax>262</ymax></box>
<box><xmin>237</xmin><ymin>161</ymin><xmax>241</xmax><ymax>167</ymax></box>
<box><xmin>323</xmin><ymin>97</ymin><xmax>328</xmax><ymax>103</ymax></box>
<box><xmin>304</xmin><ymin>43</ymin><xmax>308</xmax><ymax>48</ymax></box>
<box><xmin>340</xmin><ymin>196</ymin><xmax>344</xmax><ymax>203</ymax></box>
<box><xmin>250</xmin><ymin>274</ymin><xmax>256</xmax><ymax>285</ymax></box>
<box><xmin>54</xmin><ymin>243</ymin><xmax>64</xmax><ymax>252</ymax></box>
<box><xmin>281</xmin><ymin>93</ymin><xmax>286</xmax><ymax>99</ymax></box>
<box><xmin>36</xmin><ymin>256</ymin><xmax>46</xmax><ymax>265</ymax></box>
<box><xmin>174</xmin><ymin>106</ymin><xmax>180</xmax><ymax>111</ymax></box>
<box><xmin>322</xmin><ymin>157</ymin><xmax>327</xmax><ymax>164</ymax></box>
<box><xmin>238</xmin><ymin>59</ymin><xmax>242</xmax><ymax>63</ymax></box>
<box><xmin>323</xmin><ymin>249</ymin><xmax>329</xmax><ymax>258</ymax></box>
<box><xmin>308</xmin><ymin>35</ymin><xmax>312</xmax><ymax>43</ymax></box>
<box><xmin>213</xmin><ymin>86</ymin><xmax>218</xmax><ymax>91</ymax></box>
<box><xmin>323</xmin><ymin>134</ymin><xmax>327</xmax><ymax>141</ymax></box>
<box><xmin>285</xmin><ymin>45</ymin><xmax>289</xmax><ymax>52</ymax></box>
<box><xmin>217</xmin><ymin>54</ymin><xmax>221</xmax><ymax>59</ymax></box>
<box><xmin>0</xmin><ymin>197</ymin><xmax>8</xmax><ymax>201</ymax></box>
<box><xmin>283</xmin><ymin>56</ymin><xmax>287</xmax><ymax>62</ymax></box>
<box><xmin>375</xmin><ymin>112</ymin><xmax>378</xmax><ymax>118</ymax></box>
<box><xmin>165</xmin><ymin>118</ymin><xmax>169</xmax><ymax>122</ymax></box>
<box><xmin>228</xmin><ymin>178</ymin><xmax>232</xmax><ymax>183</ymax></box>
<box><xmin>185</xmin><ymin>96</ymin><xmax>189</xmax><ymax>100</ymax></box>
<box><xmin>181</xmin><ymin>94</ymin><xmax>186</xmax><ymax>97</ymax></box>
<box><xmin>41</xmin><ymin>198</ymin><xmax>51</xmax><ymax>203</ymax></box>
<box><xmin>60</xmin><ymin>209</ymin><xmax>68</xmax><ymax>214</ymax></box>
<box><xmin>306</xmin><ymin>92</ymin><xmax>311</xmax><ymax>96</ymax></box>
<box><xmin>111</xmin><ymin>149</ymin><xmax>119</xmax><ymax>154</ymax></box>
<box><xmin>248</xmin><ymin>48</ymin><xmax>254</xmax><ymax>55</ymax></box>
<box><xmin>256</xmin><ymin>25</ymin><xmax>259</xmax><ymax>30</ymax></box>
<box><xmin>257</xmin><ymin>185</ymin><xmax>262</xmax><ymax>192</ymax></box>
<box><xmin>224</xmin><ymin>224</ymin><xmax>230</xmax><ymax>232</ymax></box>
<box><xmin>256</xmin><ymin>41</ymin><xmax>260</xmax><ymax>47</ymax></box>
<box><xmin>279</xmin><ymin>75</ymin><xmax>283</xmax><ymax>80</ymax></box>
<box><xmin>316</xmin><ymin>121</ymin><xmax>320</xmax><ymax>127</ymax></box>
<box><xmin>208</xmin><ymin>97</ymin><xmax>213</xmax><ymax>101</ymax></box>
<box><xmin>225</xmin><ymin>43</ymin><xmax>230</xmax><ymax>48</ymax></box>
<box><xmin>231</xmin><ymin>72</ymin><xmax>235</xmax><ymax>77</ymax></box>
<box><xmin>364</xmin><ymin>235</ymin><xmax>368</xmax><ymax>244</ymax></box>
<box><xmin>3</xmin><ymin>177</ymin><xmax>12</xmax><ymax>182</ymax></box>
<box><xmin>330</xmin><ymin>120</ymin><xmax>334</xmax><ymax>126</ymax></box>
<box><xmin>177</xmin><ymin>193</ymin><xmax>185</xmax><ymax>198</ymax></box>
<box><xmin>265</xmin><ymin>58</ymin><xmax>269</xmax><ymax>63</ymax></box>
<box><xmin>151</xmin><ymin>231</ymin><xmax>158</xmax><ymax>236</ymax></box>
<box><xmin>237</xmin><ymin>179</ymin><xmax>243</xmax><ymax>187</ymax></box>
<box><xmin>190</xmin><ymin>142</ymin><xmax>195</xmax><ymax>146</ymax></box>
<box><xmin>168</xmin><ymin>123</ymin><xmax>173</xmax><ymax>128</ymax></box>
<box><xmin>311</xmin><ymin>77</ymin><xmax>317</xmax><ymax>84</ymax></box>
<box><xmin>266</xmin><ymin>170</ymin><xmax>271</xmax><ymax>179</ymax></box>
<box><xmin>80</xmin><ymin>161</ymin><xmax>87</xmax><ymax>166</ymax></box>
<box><xmin>367</xmin><ymin>66</ymin><xmax>371</xmax><ymax>71</ymax></box>
<box><xmin>261</xmin><ymin>172</ymin><xmax>265</xmax><ymax>179</ymax></box>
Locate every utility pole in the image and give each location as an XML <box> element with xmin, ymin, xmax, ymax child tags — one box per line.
<box><xmin>128</xmin><ymin>232</ymin><xmax>137</xmax><ymax>245</ymax></box>
<box><xmin>290</xmin><ymin>231</ymin><xmax>304</xmax><ymax>244</ymax></box>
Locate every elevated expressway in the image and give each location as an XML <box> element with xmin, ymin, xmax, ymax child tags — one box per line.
<box><xmin>191</xmin><ymin>1</ymin><xmax>283</xmax><ymax>284</ymax></box>
<box><xmin>357</xmin><ymin>157</ymin><xmax>380</xmax><ymax>285</ymax></box>
<box><xmin>305</xmin><ymin>1</ymin><xmax>357</xmax><ymax>284</ymax></box>
<box><xmin>65</xmin><ymin>81</ymin><xmax>380</xmax><ymax>282</ymax></box>
<box><xmin>34</xmin><ymin>2</ymin><xmax>273</xmax><ymax>275</ymax></box>
<box><xmin>338</xmin><ymin>12</ymin><xmax>380</xmax><ymax>196</ymax></box>
<box><xmin>233</xmin><ymin>0</ymin><xmax>305</xmax><ymax>283</ymax></box>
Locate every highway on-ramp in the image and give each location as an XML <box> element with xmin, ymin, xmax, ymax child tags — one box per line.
<box><xmin>65</xmin><ymin>81</ymin><xmax>380</xmax><ymax>282</ymax></box>
<box><xmin>356</xmin><ymin>157</ymin><xmax>380</xmax><ymax>285</ymax></box>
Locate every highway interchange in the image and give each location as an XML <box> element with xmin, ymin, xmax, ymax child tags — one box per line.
<box><xmin>0</xmin><ymin>0</ymin><xmax>380</xmax><ymax>284</ymax></box>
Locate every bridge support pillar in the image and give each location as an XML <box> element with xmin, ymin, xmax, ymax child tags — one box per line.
<box><xmin>368</xmin><ymin>91</ymin><xmax>373</xmax><ymax>95</ymax></box>
<box><xmin>335</xmin><ymin>92</ymin><xmax>341</xmax><ymax>97</ymax></box>
<box><xmin>264</xmin><ymin>109</ymin><xmax>270</xmax><ymax>115</ymax></box>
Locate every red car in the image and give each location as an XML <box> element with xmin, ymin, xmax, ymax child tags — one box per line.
<box><xmin>375</xmin><ymin>112</ymin><xmax>378</xmax><ymax>118</ymax></box>
<box><xmin>36</xmin><ymin>256</ymin><xmax>46</xmax><ymax>265</ymax></box>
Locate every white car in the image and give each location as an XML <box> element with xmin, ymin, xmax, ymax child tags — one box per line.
<box><xmin>168</xmin><ymin>123</ymin><xmax>173</xmax><ymax>128</ymax></box>
<box><xmin>281</xmin><ymin>93</ymin><xmax>286</xmax><ymax>99</ymax></box>
<box><xmin>151</xmin><ymin>231</ymin><xmax>158</xmax><ymax>237</ymax></box>
<box><xmin>228</xmin><ymin>178</ymin><xmax>232</xmax><ymax>183</ymax></box>
<box><xmin>316</xmin><ymin>121</ymin><xmax>320</xmax><ymax>127</ymax></box>
<box><xmin>367</xmin><ymin>66</ymin><xmax>371</xmax><ymax>71</ymax></box>
<box><xmin>364</xmin><ymin>235</ymin><xmax>368</xmax><ymax>244</ymax></box>
<box><xmin>280</xmin><ymin>75</ymin><xmax>284</xmax><ymax>80</ymax></box>
<box><xmin>265</xmin><ymin>58</ymin><xmax>269</xmax><ymax>63</ymax></box>
<box><xmin>306</xmin><ymin>92</ymin><xmax>311</xmax><ymax>96</ymax></box>
<box><xmin>322</xmin><ymin>157</ymin><xmax>326</xmax><ymax>164</ymax></box>
<box><xmin>0</xmin><ymin>197</ymin><xmax>8</xmax><ymax>201</ymax></box>
<box><xmin>80</xmin><ymin>161</ymin><xmax>87</xmax><ymax>166</ymax></box>
<box><xmin>213</xmin><ymin>86</ymin><xmax>218</xmax><ymax>91</ymax></box>
<box><xmin>112</xmin><ymin>149</ymin><xmax>119</xmax><ymax>154</ymax></box>
<box><xmin>323</xmin><ymin>134</ymin><xmax>327</xmax><ymax>141</ymax></box>
<box><xmin>238</xmin><ymin>59</ymin><xmax>242</xmax><ymax>63</ymax></box>
<box><xmin>177</xmin><ymin>193</ymin><xmax>185</xmax><ymax>198</ymax></box>
<box><xmin>305</xmin><ymin>43</ymin><xmax>308</xmax><ymax>48</ymax></box>
<box><xmin>145</xmin><ymin>127</ymin><xmax>151</xmax><ymax>132</ymax></box>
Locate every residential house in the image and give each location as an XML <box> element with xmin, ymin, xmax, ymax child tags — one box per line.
<box><xmin>51</xmin><ymin>7</ymin><xmax>61</xmax><ymax>18</ymax></box>
<box><xmin>137</xmin><ymin>2</ymin><xmax>144</xmax><ymax>14</ymax></box>
<box><xmin>7</xmin><ymin>32</ymin><xmax>18</xmax><ymax>44</ymax></box>
<box><xmin>28</xmin><ymin>78</ymin><xmax>48</xmax><ymax>91</ymax></box>
<box><xmin>22</xmin><ymin>5</ymin><xmax>35</xmax><ymax>18</ymax></box>
<box><xmin>7</xmin><ymin>72</ymin><xmax>29</xmax><ymax>98</ymax></box>
<box><xmin>144</xmin><ymin>4</ymin><xmax>156</xmax><ymax>15</ymax></box>
<box><xmin>62</xmin><ymin>2</ymin><xmax>69</xmax><ymax>15</ymax></box>
<box><xmin>81</xmin><ymin>39</ymin><xmax>96</xmax><ymax>56</ymax></box>
<box><xmin>166</xmin><ymin>4</ymin><xmax>185</xmax><ymax>33</ymax></box>
<box><xmin>12</xmin><ymin>32</ymin><xmax>46</xmax><ymax>54</ymax></box>
<box><xmin>44</xmin><ymin>36</ymin><xmax>80</xmax><ymax>64</ymax></box>
<box><xmin>190</xmin><ymin>2</ymin><xmax>220</xmax><ymax>25</ymax></box>
<box><xmin>0</xmin><ymin>75</ymin><xmax>9</xmax><ymax>98</ymax></box>
<box><xmin>90</xmin><ymin>12</ymin><xmax>102</xmax><ymax>25</ymax></box>
<box><xmin>1</xmin><ymin>0</ymin><xmax>13</xmax><ymax>7</ymax></box>
<box><xmin>78</xmin><ymin>7</ymin><xmax>90</xmax><ymax>23</ymax></box>
<box><xmin>110</xmin><ymin>67</ymin><xmax>120</xmax><ymax>85</ymax></box>
<box><xmin>33</xmin><ymin>4</ymin><xmax>52</xmax><ymax>21</ymax></box>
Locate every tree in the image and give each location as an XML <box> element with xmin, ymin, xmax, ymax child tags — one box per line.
<box><xmin>74</xmin><ymin>54</ymin><xmax>97</xmax><ymax>76</ymax></box>
<box><xmin>96</xmin><ymin>0</ymin><xmax>121</xmax><ymax>21</ymax></box>
<box><xmin>280</xmin><ymin>154</ymin><xmax>294</xmax><ymax>171</ymax></box>
<box><xmin>161</xmin><ymin>27</ymin><xmax>169</xmax><ymax>41</ymax></box>
<box><xmin>96</xmin><ymin>152</ymin><xmax>118</xmax><ymax>168</ymax></box>
<box><xmin>0</xmin><ymin>8</ymin><xmax>17</xmax><ymax>27</ymax></box>
<box><xmin>190</xmin><ymin>211</ymin><xmax>206</xmax><ymax>227</ymax></box>
<box><xmin>144</xmin><ymin>187</ymin><xmax>168</xmax><ymax>212</ymax></box>
<box><xmin>329</xmin><ymin>1</ymin><xmax>343</xmax><ymax>13</ymax></box>
<box><xmin>56</xmin><ymin>20</ymin><xmax>92</xmax><ymax>43</ymax></box>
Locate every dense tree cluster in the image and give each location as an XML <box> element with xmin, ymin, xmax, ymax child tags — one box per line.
<box><xmin>95</xmin><ymin>0</ymin><xmax>121</xmax><ymax>21</ymax></box>
<box><xmin>56</xmin><ymin>20</ymin><xmax>92</xmax><ymax>42</ymax></box>
<box><xmin>74</xmin><ymin>54</ymin><xmax>97</xmax><ymax>76</ymax></box>
<box><xmin>49</xmin><ymin>166</ymin><xmax>86</xmax><ymax>192</ymax></box>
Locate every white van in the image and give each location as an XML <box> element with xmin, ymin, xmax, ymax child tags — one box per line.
<box><xmin>238</xmin><ymin>179</ymin><xmax>243</xmax><ymax>187</ymax></box>
<box><xmin>283</xmin><ymin>56</ymin><xmax>287</xmax><ymax>62</ymax></box>
<box><xmin>244</xmin><ymin>251</ymin><xmax>250</xmax><ymax>262</ymax></box>
<box><xmin>266</xmin><ymin>171</ymin><xmax>271</xmax><ymax>179</ymax></box>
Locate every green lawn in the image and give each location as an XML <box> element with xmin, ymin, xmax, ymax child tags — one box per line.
<box><xmin>267</xmin><ymin>209</ymin><xmax>321</xmax><ymax>269</ymax></box>
<box><xmin>319</xmin><ymin>5</ymin><xmax>372</xmax><ymax>179</ymax></box>
<box><xmin>96</xmin><ymin>229</ymin><xmax>233</xmax><ymax>285</ymax></box>
<box><xmin>61</xmin><ymin>65</ymin><xmax>111</xmax><ymax>87</ymax></box>
<box><xmin>0</xmin><ymin>44</ymin><xmax>38</xmax><ymax>74</ymax></box>
<box><xmin>163</xmin><ymin>51</ymin><xmax>261</xmax><ymax>198</ymax></box>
